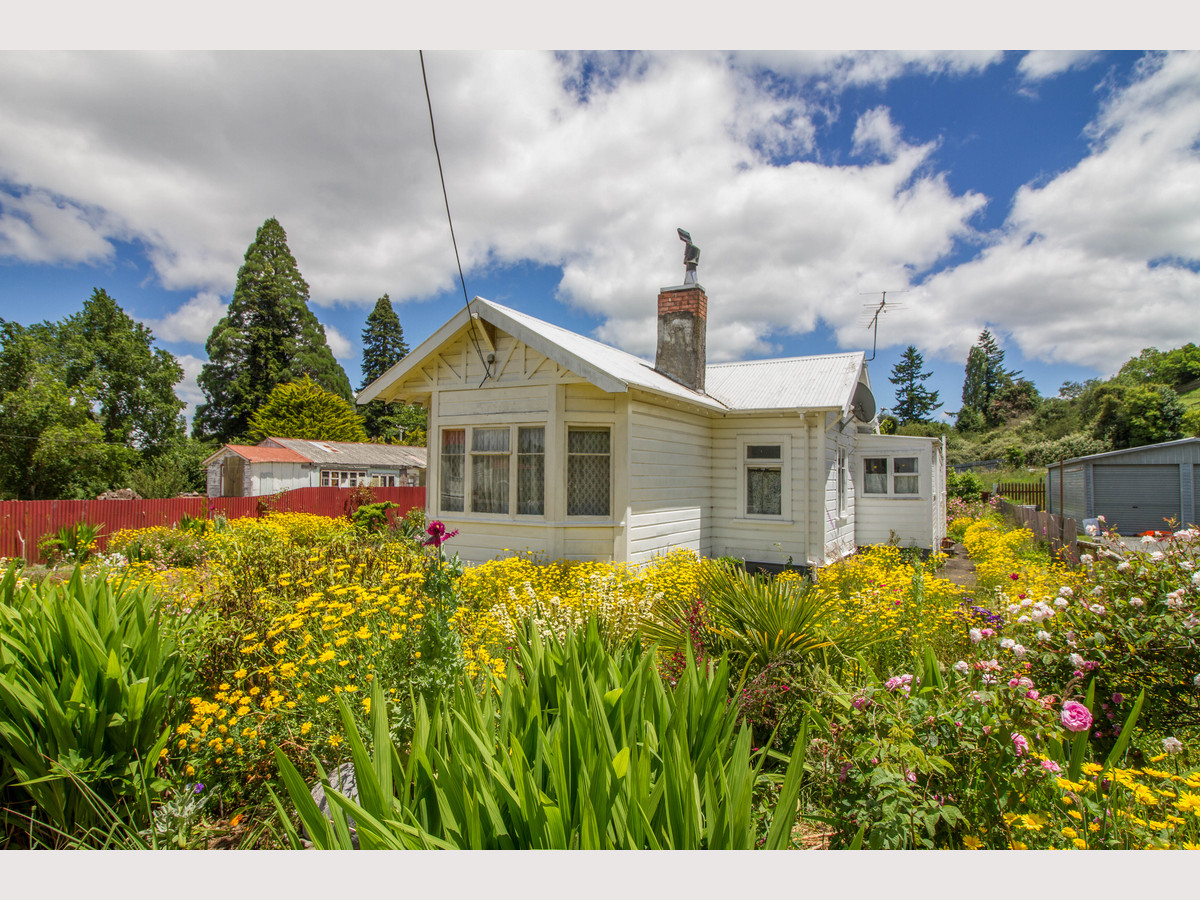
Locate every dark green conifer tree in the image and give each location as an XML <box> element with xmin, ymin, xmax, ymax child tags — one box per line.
<box><xmin>359</xmin><ymin>294</ymin><xmax>416</xmax><ymax>441</ymax></box>
<box><xmin>888</xmin><ymin>345</ymin><xmax>941</xmax><ymax>424</ymax></box>
<box><xmin>193</xmin><ymin>218</ymin><xmax>352</xmax><ymax>443</ymax></box>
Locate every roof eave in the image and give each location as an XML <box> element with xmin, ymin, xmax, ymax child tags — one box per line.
<box><xmin>356</xmin><ymin>306</ymin><xmax>474</xmax><ymax>405</ymax></box>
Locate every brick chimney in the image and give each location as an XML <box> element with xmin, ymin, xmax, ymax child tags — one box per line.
<box><xmin>655</xmin><ymin>284</ymin><xmax>707</xmax><ymax>392</ymax></box>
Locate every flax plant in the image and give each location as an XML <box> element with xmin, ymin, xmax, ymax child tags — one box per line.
<box><xmin>273</xmin><ymin>620</ymin><xmax>810</xmax><ymax>850</ymax></box>
<box><xmin>0</xmin><ymin>564</ymin><xmax>186</xmax><ymax>841</ymax></box>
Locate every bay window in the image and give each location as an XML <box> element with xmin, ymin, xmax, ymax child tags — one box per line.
<box><xmin>439</xmin><ymin>424</ymin><xmax>548</xmax><ymax>517</ymax></box>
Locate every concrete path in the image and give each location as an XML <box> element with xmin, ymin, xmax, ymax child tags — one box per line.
<box><xmin>940</xmin><ymin>542</ymin><xmax>977</xmax><ymax>590</ymax></box>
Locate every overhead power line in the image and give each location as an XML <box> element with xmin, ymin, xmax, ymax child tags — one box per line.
<box><xmin>419</xmin><ymin>50</ymin><xmax>493</xmax><ymax>384</ymax></box>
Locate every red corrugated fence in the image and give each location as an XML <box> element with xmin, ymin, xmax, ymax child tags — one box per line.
<box><xmin>0</xmin><ymin>486</ymin><xmax>426</xmax><ymax>564</ymax></box>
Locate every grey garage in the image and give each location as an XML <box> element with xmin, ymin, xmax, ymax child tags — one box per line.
<box><xmin>1046</xmin><ymin>437</ymin><xmax>1200</xmax><ymax>535</ymax></box>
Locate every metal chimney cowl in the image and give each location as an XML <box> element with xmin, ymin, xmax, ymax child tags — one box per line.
<box><xmin>654</xmin><ymin>284</ymin><xmax>707</xmax><ymax>393</ymax></box>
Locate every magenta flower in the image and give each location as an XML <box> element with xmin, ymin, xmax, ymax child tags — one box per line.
<box><xmin>424</xmin><ymin>520</ymin><xmax>459</xmax><ymax>547</ymax></box>
<box><xmin>1061</xmin><ymin>700</ymin><xmax>1093</xmax><ymax>733</ymax></box>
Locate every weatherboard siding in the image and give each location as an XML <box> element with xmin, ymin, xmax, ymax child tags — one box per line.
<box><xmin>626</xmin><ymin>396</ymin><xmax>711</xmax><ymax>563</ymax></box>
<box><xmin>709</xmin><ymin>415</ymin><xmax>813</xmax><ymax>567</ymax></box>
<box><xmin>824</xmin><ymin>415</ymin><xmax>857</xmax><ymax>561</ymax></box>
<box><xmin>853</xmin><ymin>434</ymin><xmax>940</xmax><ymax>550</ymax></box>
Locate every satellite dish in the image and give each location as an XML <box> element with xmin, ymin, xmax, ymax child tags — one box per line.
<box><xmin>852</xmin><ymin>382</ymin><xmax>876</xmax><ymax>422</ymax></box>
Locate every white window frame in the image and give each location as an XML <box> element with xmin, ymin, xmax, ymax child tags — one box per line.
<box><xmin>837</xmin><ymin>447</ymin><xmax>848</xmax><ymax>518</ymax></box>
<box><xmin>437</xmin><ymin>424</ymin><xmax>547</xmax><ymax>519</ymax></box>
<box><xmin>370</xmin><ymin>473</ymin><xmax>397</xmax><ymax>487</ymax></box>
<box><xmin>737</xmin><ymin>434</ymin><xmax>791</xmax><ymax>522</ymax></box>
<box><xmin>861</xmin><ymin>455</ymin><xmax>924</xmax><ymax>498</ymax></box>
<box><xmin>320</xmin><ymin>469</ymin><xmax>368</xmax><ymax>488</ymax></box>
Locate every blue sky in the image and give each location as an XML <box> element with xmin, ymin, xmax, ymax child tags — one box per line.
<box><xmin>1</xmin><ymin>48</ymin><xmax>1197</xmax><ymax>427</ymax></box>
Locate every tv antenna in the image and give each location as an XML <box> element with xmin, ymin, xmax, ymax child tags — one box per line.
<box><xmin>858</xmin><ymin>290</ymin><xmax>908</xmax><ymax>361</ymax></box>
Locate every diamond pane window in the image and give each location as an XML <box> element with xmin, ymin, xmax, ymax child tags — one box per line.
<box><xmin>746</xmin><ymin>467</ymin><xmax>782</xmax><ymax>515</ymax></box>
<box><xmin>517</xmin><ymin>426</ymin><xmax>545</xmax><ymax>515</ymax></box>
<box><xmin>567</xmin><ymin>427</ymin><xmax>609</xmax><ymax>516</ymax></box>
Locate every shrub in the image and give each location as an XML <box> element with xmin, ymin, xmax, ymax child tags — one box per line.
<box><xmin>947</xmin><ymin>470</ymin><xmax>984</xmax><ymax>502</ymax></box>
<box><xmin>810</xmin><ymin>652</ymin><xmax>1092</xmax><ymax>849</ymax></box>
<box><xmin>38</xmin><ymin>522</ymin><xmax>103</xmax><ymax>565</ymax></box>
<box><xmin>804</xmin><ymin>546</ymin><xmax>968</xmax><ymax>676</ymax></box>
<box><xmin>458</xmin><ymin>547</ymin><xmax>705</xmax><ymax>654</ymax></box>
<box><xmin>107</xmin><ymin>525</ymin><xmax>206</xmax><ymax>569</ymax></box>
<box><xmin>645</xmin><ymin>562</ymin><xmax>879</xmax><ymax>684</ymax></box>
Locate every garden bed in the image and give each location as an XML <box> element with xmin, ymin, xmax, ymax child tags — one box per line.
<box><xmin>1</xmin><ymin>508</ymin><xmax>1198</xmax><ymax>849</ymax></box>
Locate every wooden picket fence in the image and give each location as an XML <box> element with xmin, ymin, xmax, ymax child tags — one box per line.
<box><xmin>997</xmin><ymin>497</ymin><xmax>1078</xmax><ymax>565</ymax></box>
<box><xmin>0</xmin><ymin>486</ymin><xmax>426</xmax><ymax>564</ymax></box>
<box><xmin>993</xmin><ymin>481</ymin><xmax>1046</xmax><ymax>510</ymax></box>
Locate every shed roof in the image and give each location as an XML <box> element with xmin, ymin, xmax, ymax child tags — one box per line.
<box><xmin>359</xmin><ymin>296</ymin><xmax>869</xmax><ymax>417</ymax></box>
<box><xmin>1046</xmin><ymin>437</ymin><xmax>1200</xmax><ymax>468</ymax></box>
<box><xmin>263</xmin><ymin>437</ymin><xmax>427</xmax><ymax>468</ymax></box>
<box><xmin>203</xmin><ymin>444</ymin><xmax>310</xmax><ymax>465</ymax></box>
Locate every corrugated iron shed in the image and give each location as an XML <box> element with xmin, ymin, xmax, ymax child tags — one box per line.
<box><xmin>265</xmin><ymin>437</ymin><xmax>427</xmax><ymax>469</ymax></box>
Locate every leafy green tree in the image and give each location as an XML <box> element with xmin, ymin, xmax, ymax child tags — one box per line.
<box><xmin>954</xmin><ymin>405</ymin><xmax>984</xmax><ymax>434</ymax></box>
<box><xmin>61</xmin><ymin>288</ymin><xmax>186</xmax><ymax>452</ymax></box>
<box><xmin>1090</xmin><ymin>382</ymin><xmax>1184</xmax><ymax>449</ymax></box>
<box><xmin>359</xmin><ymin>294</ymin><xmax>416</xmax><ymax>441</ymax></box>
<box><xmin>1118</xmin><ymin>344</ymin><xmax>1200</xmax><ymax>389</ymax></box>
<box><xmin>194</xmin><ymin>218</ymin><xmax>352</xmax><ymax>443</ymax></box>
<box><xmin>127</xmin><ymin>437</ymin><xmax>214</xmax><ymax>498</ymax></box>
<box><xmin>888</xmin><ymin>345</ymin><xmax>941</xmax><ymax>424</ymax></box>
<box><xmin>246</xmin><ymin>376</ymin><xmax>368</xmax><ymax>443</ymax></box>
<box><xmin>960</xmin><ymin>330</ymin><xmax>1019</xmax><ymax>427</ymax></box>
<box><xmin>989</xmin><ymin>378</ymin><xmax>1041</xmax><ymax>424</ymax></box>
<box><xmin>1182</xmin><ymin>407</ymin><xmax>1200</xmax><ymax>438</ymax></box>
<box><xmin>0</xmin><ymin>292</ymin><xmax>184</xmax><ymax>500</ymax></box>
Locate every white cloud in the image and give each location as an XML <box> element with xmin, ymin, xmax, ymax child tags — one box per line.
<box><xmin>3</xmin><ymin>49</ymin><xmax>1196</xmax><ymax>383</ymax></box>
<box><xmin>142</xmin><ymin>291</ymin><xmax>226</xmax><ymax>343</ymax></box>
<box><xmin>1018</xmin><ymin>51</ymin><xmax>1101</xmax><ymax>82</ymax></box>
<box><xmin>890</xmin><ymin>51</ymin><xmax>1200</xmax><ymax>372</ymax></box>
<box><xmin>851</xmin><ymin>107</ymin><xmax>905</xmax><ymax>160</ymax></box>
<box><xmin>174</xmin><ymin>353</ymin><xmax>206</xmax><ymax>424</ymax></box>
<box><xmin>0</xmin><ymin>51</ymin><xmax>993</xmax><ymax>365</ymax></box>
<box><xmin>322</xmin><ymin>323</ymin><xmax>353</xmax><ymax>360</ymax></box>
<box><xmin>0</xmin><ymin>188</ymin><xmax>119</xmax><ymax>264</ymax></box>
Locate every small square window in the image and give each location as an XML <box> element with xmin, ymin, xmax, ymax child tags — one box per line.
<box><xmin>864</xmin><ymin>458</ymin><xmax>888</xmax><ymax>494</ymax></box>
<box><xmin>894</xmin><ymin>457</ymin><xmax>919</xmax><ymax>494</ymax></box>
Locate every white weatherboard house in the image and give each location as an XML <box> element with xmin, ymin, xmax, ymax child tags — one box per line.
<box><xmin>358</xmin><ymin>275</ymin><xmax>945</xmax><ymax>568</ymax></box>
<box><xmin>203</xmin><ymin>437</ymin><xmax>426</xmax><ymax>498</ymax></box>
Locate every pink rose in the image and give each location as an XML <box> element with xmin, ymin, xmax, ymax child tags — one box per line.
<box><xmin>1061</xmin><ymin>700</ymin><xmax>1093</xmax><ymax>733</ymax></box>
<box><xmin>1041</xmin><ymin>759</ymin><xmax>1062</xmax><ymax>773</ymax></box>
<box><xmin>1012</xmin><ymin>733</ymin><xmax>1029</xmax><ymax>756</ymax></box>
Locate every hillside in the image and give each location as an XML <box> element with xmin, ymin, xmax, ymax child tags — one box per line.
<box><xmin>888</xmin><ymin>343</ymin><xmax>1200</xmax><ymax>469</ymax></box>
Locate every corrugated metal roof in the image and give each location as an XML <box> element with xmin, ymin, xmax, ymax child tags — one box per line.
<box><xmin>704</xmin><ymin>353</ymin><xmax>866</xmax><ymax>412</ymax></box>
<box><xmin>477</xmin><ymin>299</ymin><xmax>730</xmax><ymax>410</ymax></box>
<box><xmin>219</xmin><ymin>444</ymin><xmax>311</xmax><ymax>464</ymax></box>
<box><xmin>1046</xmin><ymin>437</ymin><xmax>1200</xmax><ymax>468</ymax></box>
<box><xmin>265</xmin><ymin>438</ymin><xmax>427</xmax><ymax>468</ymax></box>
<box><xmin>363</xmin><ymin>295</ymin><xmax>868</xmax><ymax>416</ymax></box>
